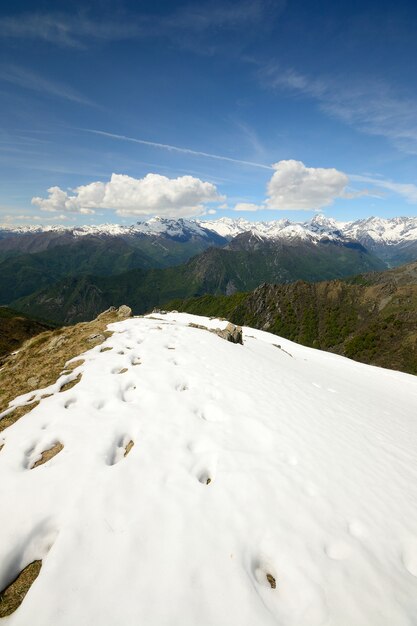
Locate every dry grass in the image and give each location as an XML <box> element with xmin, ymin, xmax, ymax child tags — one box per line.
<box><xmin>0</xmin><ymin>402</ymin><xmax>40</xmax><ymax>434</ymax></box>
<box><xmin>0</xmin><ymin>560</ymin><xmax>42</xmax><ymax>617</ymax></box>
<box><xmin>31</xmin><ymin>442</ymin><xmax>63</xmax><ymax>469</ymax></box>
<box><xmin>124</xmin><ymin>440</ymin><xmax>134</xmax><ymax>457</ymax></box>
<box><xmin>0</xmin><ymin>306</ymin><xmax>132</xmax><ymax>433</ymax></box>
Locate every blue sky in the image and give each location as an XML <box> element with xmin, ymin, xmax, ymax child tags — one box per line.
<box><xmin>1</xmin><ymin>0</ymin><xmax>417</xmax><ymax>225</ymax></box>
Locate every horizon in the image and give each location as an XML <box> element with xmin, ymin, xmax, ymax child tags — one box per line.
<box><xmin>2</xmin><ymin>1</ymin><xmax>417</xmax><ymax>227</ymax></box>
<box><xmin>1</xmin><ymin>212</ymin><xmax>416</xmax><ymax>230</ymax></box>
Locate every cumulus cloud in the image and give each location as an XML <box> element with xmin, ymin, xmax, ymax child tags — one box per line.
<box><xmin>31</xmin><ymin>173</ymin><xmax>223</xmax><ymax>217</ymax></box>
<box><xmin>265</xmin><ymin>160</ymin><xmax>348</xmax><ymax>210</ymax></box>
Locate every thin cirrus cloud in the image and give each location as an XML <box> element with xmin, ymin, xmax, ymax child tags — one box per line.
<box><xmin>31</xmin><ymin>172</ymin><xmax>225</xmax><ymax>218</ymax></box>
<box><xmin>0</xmin><ymin>64</ymin><xmax>95</xmax><ymax>106</ymax></box>
<box><xmin>0</xmin><ymin>1</ymin><xmax>281</xmax><ymax>50</ymax></box>
<box><xmin>83</xmin><ymin>129</ymin><xmax>274</xmax><ymax>170</ymax></box>
<box><xmin>350</xmin><ymin>174</ymin><xmax>417</xmax><ymax>204</ymax></box>
<box><xmin>263</xmin><ymin>65</ymin><xmax>417</xmax><ymax>154</ymax></box>
<box><xmin>0</xmin><ymin>13</ymin><xmax>143</xmax><ymax>49</ymax></box>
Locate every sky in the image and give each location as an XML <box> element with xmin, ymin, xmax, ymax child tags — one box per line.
<box><xmin>1</xmin><ymin>0</ymin><xmax>417</xmax><ymax>226</ymax></box>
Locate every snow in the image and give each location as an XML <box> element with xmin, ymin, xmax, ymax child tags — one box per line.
<box><xmin>1</xmin><ymin>313</ymin><xmax>417</xmax><ymax>625</ymax></box>
<box><xmin>343</xmin><ymin>216</ymin><xmax>417</xmax><ymax>245</ymax></box>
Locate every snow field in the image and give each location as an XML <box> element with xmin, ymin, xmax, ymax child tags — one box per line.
<box><xmin>0</xmin><ymin>313</ymin><xmax>417</xmax><ymax>625</ymax></box>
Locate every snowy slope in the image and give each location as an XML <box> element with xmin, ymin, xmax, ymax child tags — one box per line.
<box><xmin>1</xmin><ymin>313</ymin><xmax>417</xmax><ymax>625</ymax></box>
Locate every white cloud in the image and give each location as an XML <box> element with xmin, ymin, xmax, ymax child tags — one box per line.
<box><xmin>265</xmin><ymin>160</ymin><xmax>348</xmax><ymax>210</ymax></box>
<box><xmin>233</xmin><ymin>202</ymin><xmax>264</xmax><ymax>211</ymax></box>
<box><xmin>32</xmin><ymin>173</ymin><xmax>224</xmax><ymax>217</ymax></box>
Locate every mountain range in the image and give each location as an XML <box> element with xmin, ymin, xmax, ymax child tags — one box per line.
<box><xmin>2</xmin><ymin>214</ymin><xmax>417</xmax><ymax>265</ymax></box>
<box><xmin>1</xmin><ymin>214</ymin><xmax>417</xmax><ymax>324</ymax></box>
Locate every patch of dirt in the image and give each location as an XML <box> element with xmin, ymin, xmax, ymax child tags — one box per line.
<box><xmin>124</xmin><ymin>440</ymin><xmax>134</xmax><ymax>457</ymax></box>
<box><xmin>0</xmin><ymin>560</ymin><xmax>42</xmax><ymax>617</ymax></box>
<box><xmin>266</xmin><ymin>573</ymin><xmax>276</xmax><ymax>589</ymax></box>
<box><xmin>31</xmin><ymin>442</ymin><xmax>63</xmax><ymax>469</ymax></box>
<box><xmin>59</xmin><ymin>373</ymin><xmax>82</xmax><ymax>393</ymax></box>
<box><xmin>0</xmin><ymin>402</ymin><xmax>40</xmax><ymax>434</ymax></box>
<box><xmin>65</xmin><ymin>359</ymin><xmax>85</xmax><ymax>371</ymax></box>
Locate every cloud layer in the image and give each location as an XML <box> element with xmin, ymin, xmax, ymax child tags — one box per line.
<box><xmin>32</xmin><ymin>173</ymin><xmax>223</xmax><ymax>217</ymax></box>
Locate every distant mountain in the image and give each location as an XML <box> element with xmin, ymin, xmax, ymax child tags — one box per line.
<box><xmin>0</xmin><ymin>219</ymin><xmax>228</xmax><ymax>303</ymax></box>
<box><xmin>0</xmin><ymin>217</ymin><xmax>227</xmax><ymax>264</ymax></box>
<box><xmin>199</xmin><ymin>214</ymin><xmax>417</xmax><ymax>267</ymax></box>
<box><xmin>166</xmin><ymin>260</ymin><xmax>417</xmax><ymax>375</ymax></box>
<box><xmin>12</xmin><ymin>237</ymin><xmax>385</xmax><ymax>324</ymax></box>
<box><xmin>342</xmin><ymin>216</ymin><xmax>417</xmax><ymax>266</ymax></box>
<box><xmin>3</xmin><ymin>214</ymin><xmax>417</xmax><ymax>267</ymax></box>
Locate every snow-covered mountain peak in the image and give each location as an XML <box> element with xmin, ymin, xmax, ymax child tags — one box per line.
<box><xmin>133</xmin><ymin>216</ymin><xmax>210</xmax><ymax>238</ymax></box>
<box><xmin>1</xmin><ymin>312</ymin><xmax>416</xmax><ymax>625</ymax></box>
<box><xmin>2</xmin><ymin>215</ymin><xmax>417</xmax><ymax>248</ymax></box>
<box><xmin>344</xmin><ymin>215</ymin><xmax>417</xmax><ymax>244</ymax></box>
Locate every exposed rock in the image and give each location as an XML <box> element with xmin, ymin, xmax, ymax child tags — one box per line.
<box><xmin>215</xmin><ymin>322</ymin><xmax>243</xmax><ymax>345</ymax></box>
<box><xmin>189</xmin><ymin>322</ymin><xmax>243</xmax><ymax>345</ymax></box>
<box><xmin>116</xmin><ymin>305</ymin><xmax>133</xmax><ymax>319</ymax></box>
<box><xmin>97</xmin><ymin>305</ymin><xmax>132</xmax><ymax>321</ymax></box>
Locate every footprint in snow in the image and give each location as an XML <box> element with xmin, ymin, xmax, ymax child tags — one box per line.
<box><xmin>0</xmin><ymin>525</ymin><xmax>58</xmax><ymax>618</ymax></box>
<box><xmin>197</xmin><ymin>469</ymin><xmax>213</xmax><ymax>485</ymax></box>
<box><xmin>348</xmin><ymin>520</ymin><xmax>368</xmax><ymax>539</ymax></box>
<box><xmin>176</xmin><ymin>383</ymin><xmax>189</xmax><ymax>392</ymax></box>
<box><xmin>324</xmin><ymin>541</ymin><xmax>352</xmax><ymax>560</ymax></box>
<box><xmin>121</xmin><ymin>383</ymin><xmax>136</xmax><ymax>403</ymax></box>
<box><xmin>252</xmin><ymin>556</ymin><xmax>277</xmax><ymax>590</ymax></box>
<box><xmin>107</xmin><ymin>436</ymin><xmax>134</xmax><ymax>465</ymax></box>
<box><xmin>402</xmin><ymin>539</ymin><xmax>417</xmax><ymax>577</ymax></box>
<box><xmin>25</xmin><ymin>441</ymin><xmax>64</xmax><ymax>469</ymax></box>
<box><xmin>64</xmin><ymin>397</ymin><xmax>77</xmax><ymax>409</ymax></box>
